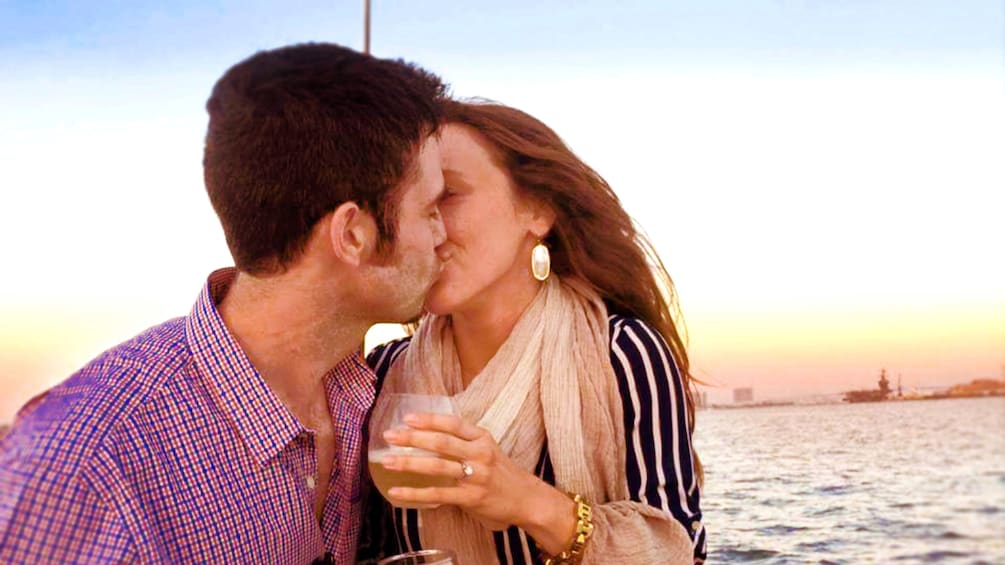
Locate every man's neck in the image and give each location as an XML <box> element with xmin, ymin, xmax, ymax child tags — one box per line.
<box><xmin>218</xmin><ymin>270</ymin><xmax>368</xmax><ymax>419</ymax></box>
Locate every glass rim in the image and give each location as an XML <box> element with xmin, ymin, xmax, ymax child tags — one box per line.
<box><xmin>376</xmin><ymin>548</ymin><xmax>456</xmax><ymax>564</ymax></box>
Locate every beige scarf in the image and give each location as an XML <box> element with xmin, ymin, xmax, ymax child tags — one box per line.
<box><xmin>380</xmin><ymin>276</ymin><xmax>629</xmax><ymax>564</ymax></box>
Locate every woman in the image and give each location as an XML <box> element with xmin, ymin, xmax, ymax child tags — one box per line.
<box><xmin>363</xmin><ymin>100</ymin><xmax>705</xmax><ymax>564</ymax></box>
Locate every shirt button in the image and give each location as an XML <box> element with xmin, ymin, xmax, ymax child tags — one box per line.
<box><xmin>306</xmin><ymin>476</ymin><xmax>316</xmax><ymax>490</ymax></box>
<box><xmin>691</xmin><ymin>521</ymin><xmax>701</xmax><ymax>532</ymax></box>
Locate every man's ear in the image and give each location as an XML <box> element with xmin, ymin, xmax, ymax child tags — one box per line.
<box><xmin>328</xmin><ymin>201</ymin><xmax>378</xmax><ymax>267</ymax></box>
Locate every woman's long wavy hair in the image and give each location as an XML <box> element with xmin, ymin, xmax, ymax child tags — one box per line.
<box><xmin>445</xmin><ymin>99</ymin><xmax>702</xmax><ymax>482</ymax></box>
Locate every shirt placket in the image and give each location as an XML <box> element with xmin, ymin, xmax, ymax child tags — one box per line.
<box><xmin>272</xmin><ymin>432</ymin><xmax>328</xmax><ymax>562</ymax></box>
<box><xmin>303</xmin><ymin>432</ymin><xmax>321</xmax><ymax>510</ymax></box>
<box><xmin>286</xmin><ymin>432</ymin><xmax>323</xmax><ymax>525</ymax></box>
<box><xmin>319</xmin><ymin>355</ymin><xmax>376</xmax><ymax>563</ymax></box>
<box><xmin>322</xmin><ymin>390</ymin><xmax>364</xmax><ymax>560</ymax></box>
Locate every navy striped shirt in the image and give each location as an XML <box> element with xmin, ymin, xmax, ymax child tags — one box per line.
<box><xmin>359</xmin><ymin>315</ymin><xmax>706</xmax><ymax>564</ymax></box>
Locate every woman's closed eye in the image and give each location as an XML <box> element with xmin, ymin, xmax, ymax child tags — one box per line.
<box><xmin>439</xmin><ymin>188</ymin><xmax>465</xmax><ymax>207</ymax></box>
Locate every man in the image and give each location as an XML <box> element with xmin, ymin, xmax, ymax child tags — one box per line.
<box><xmin>0</xmin><ymin>43</ymin><xmax>448</xmax><ymax>564</ymax></box>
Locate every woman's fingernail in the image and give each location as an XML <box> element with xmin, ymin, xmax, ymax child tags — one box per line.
<box><xmin>403</xmin><ymin>414</ymin><xmax>419</xmax><ymax>425</ymax></box>
<box><xmin>383</xmin><ymin>430</ymin><xmax>402</xmax><ymax>442</ymax></box>
<box><xmin>387</xmin><ymin>487</ymin><xmax>402</xmax><ymax>497</ymax></box>
<box><xmin>381</xmin><ymin>455</ymin><xmax>398</xmax><ymax>468</ymax></box>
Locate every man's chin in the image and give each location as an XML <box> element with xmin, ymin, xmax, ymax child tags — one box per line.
<box><xmin>399</xmin><ymin>294</ymin><xmax>429</xmax><ymax>324</ymax></box>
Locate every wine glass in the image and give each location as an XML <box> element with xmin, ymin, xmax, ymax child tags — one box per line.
<box><xmin>368</xmin><ymin>393</ymin><xmax>457</xmax><ymax>509</ymax></box>
<box><xmin>377</xmin><ymin>549</ymin><xmax>457</xmax><ymax>565</ymax></box>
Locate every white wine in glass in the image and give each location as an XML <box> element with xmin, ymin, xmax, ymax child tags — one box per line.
<box><xmin>368</xmin><ymin>393</ymin><xmax>457</xmax><ymax>508</ymax></box>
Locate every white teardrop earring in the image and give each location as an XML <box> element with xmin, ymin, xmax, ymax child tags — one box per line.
<box><xmin>531</xmin><ymin>241</ymin><xmax>551</xmax><ymax>281</ymax></box>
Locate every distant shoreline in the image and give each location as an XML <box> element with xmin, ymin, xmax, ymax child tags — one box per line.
<box><xmin>705</xmin><ymin>392</ymin><xmax>1005</xmax><ymax>410</ymax></box>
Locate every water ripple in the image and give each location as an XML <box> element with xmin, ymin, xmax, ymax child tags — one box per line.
<box><xmin>808</xmin><ymin>505</ymin><xmax>844</xmax><ymax>517</ymax></box>
<box><xmin>716</xmin><ymin>547</ymin><xmax>782</xmax><ymax>561</ymax></box>
<box><xmin>757</xmin><ymin>525</ymin><xmax>811</xmax><ymax>535</ymax></box>
<box><xmin>893</xmin><ymin>550</ymin><xmax>974</xmax><ymax>561</ymax></box>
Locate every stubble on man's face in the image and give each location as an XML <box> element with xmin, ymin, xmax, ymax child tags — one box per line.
<box><xmin>369</xmin><ymin>137</ymin><xmax>445</xmax><ymax>323</ymax></box>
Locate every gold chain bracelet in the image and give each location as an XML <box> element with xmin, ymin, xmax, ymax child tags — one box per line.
<box><xmin>542</xmin><ymin>493</ymin><xmax>595</xmax><ymax>565</ymax></box>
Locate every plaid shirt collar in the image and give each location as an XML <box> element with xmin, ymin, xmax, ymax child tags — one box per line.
<box><xmin>185</xmin><ymin>268</ymin><xmax>302</xmax><ymax>466</ymax></box>
<box><xmin>185</xmin><ymin>268</ymin><xmax>376</xmax><ymax>467</ymax></box>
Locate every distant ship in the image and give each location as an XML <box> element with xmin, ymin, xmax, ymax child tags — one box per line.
<box><xmin>844</xmin><ymin>369</ymin><xmax>892</xmax><ymax>403</ymax></box>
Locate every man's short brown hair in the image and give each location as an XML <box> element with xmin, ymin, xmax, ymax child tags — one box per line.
<box><xmin>203</xmin><ymin>42</ymin><xmax>447</xmax><ymax>274</ymax></box>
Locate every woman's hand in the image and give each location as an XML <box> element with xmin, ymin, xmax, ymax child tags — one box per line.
<box><xmin>379</xmin><ymin>412</ymin><xmax>528</xmax><ymax>530</ymax></box>
<box><xmin>379</xmin><ymin>412</ymin><xmax>576</xmax><ymax>548</ymax></box>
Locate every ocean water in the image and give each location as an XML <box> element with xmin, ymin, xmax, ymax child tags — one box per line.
<box><xmin>695</xmin><ymin>397</ymin><xmax>1005</xmax><ymax>564</ymax></box>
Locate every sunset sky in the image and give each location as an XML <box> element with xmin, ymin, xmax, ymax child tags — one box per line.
<box><xmin>1</xmin><ymin>1</ymin><xmax>1002</xmax><ymax>420</ymax></box>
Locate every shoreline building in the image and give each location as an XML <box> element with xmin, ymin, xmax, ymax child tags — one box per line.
<box><xmin>733</xmin><ymin>387</ymin><xmax>754</xmax><ymax>404</ymax></box>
